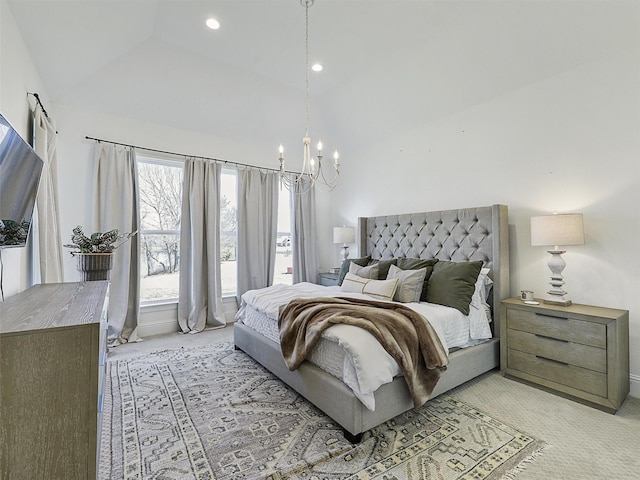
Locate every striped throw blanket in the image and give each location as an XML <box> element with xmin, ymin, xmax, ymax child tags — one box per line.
<box><xmin>278</xmin><ymin>296</ymin><xmax>449</xmax><ymax>408</ymax></box>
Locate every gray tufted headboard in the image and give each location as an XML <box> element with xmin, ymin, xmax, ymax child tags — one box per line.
<box><xmin>357</xmin><ymin>204</ymin><xmax>509</xmax><ymax>337</ymax></box>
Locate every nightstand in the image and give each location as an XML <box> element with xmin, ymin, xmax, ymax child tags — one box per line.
<box><xmin>318</xmin><ymin>272</ymin><xmax>340</xmax><ymax>286</ymax></box>
<box><xmin>500</xmin><ymin>298</ymin><xmax>629</xmax><ymax>413</ymax></box>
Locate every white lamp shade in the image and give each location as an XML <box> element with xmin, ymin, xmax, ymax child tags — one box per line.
<box><xmin>333</xmin><ymin>226</ymin><xmax>355</xmax><ymax>244</ymax></box>
<box><xmin>531</xmin><ymin>214</ymin><xmax>584</xmax><ymax>247</ymax></box>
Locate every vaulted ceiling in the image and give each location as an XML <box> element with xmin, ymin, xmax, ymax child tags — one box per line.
<box><xmin>7</xmin><ymin>1</ymin><xmax>636</xmax><ymax>154</ymax></box>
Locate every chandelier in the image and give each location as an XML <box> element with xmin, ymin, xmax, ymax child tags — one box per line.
<box><xmin>279</xmin><ymin>0</ymin><xmax>339</xmax><ymax>194</ymax></box>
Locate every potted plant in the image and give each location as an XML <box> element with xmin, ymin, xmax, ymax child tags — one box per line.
<box><xmin>64</xmin><ymin>225</ymin><xmax>136</xmax><ymax>281</ymax></box>
<box><xmin>0</xmin><ymin>219</ymin><xmax>30</xmax><ymax>247</ymax></box>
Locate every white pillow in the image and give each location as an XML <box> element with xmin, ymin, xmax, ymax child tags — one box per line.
<box><xmin>386</xmin><ymin>264</ymin><xmax>426</xmax><ymax>303</ymax></box>
<box><xmin>348</xmin><ymin>261</ymin><xmax>379</xmax><ymax>279</ymax></box>
<box><xmin>340</xmin><ymin>272</ymin><xmax>370</xmax><ymax>293</ymax></box>
<box><xmin>341</xmin><ymin>272</ymin><xmax>398</xmax><ymax>301</ymax></box>
<box><xmin>471</xmin><ymin>268</ymin><xmax>492</xmax><ymax>307</ymax></box>
<box><xmin>467</xmin><ymin>267</ymin><xmax>493</xmax><ymax>339</ymax></box>
<box><xmin>469</xmin><ymin>267</ymin><xmax>492</xmax><ymax>314</ymax></box>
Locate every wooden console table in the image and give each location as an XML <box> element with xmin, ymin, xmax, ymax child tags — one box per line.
<box><xmin>0</xmin><ymin>282</ymin><xmax>109</xmax><ymax>480</ymax></box>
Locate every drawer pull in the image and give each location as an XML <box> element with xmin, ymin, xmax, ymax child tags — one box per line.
<box><xmin>536</xmin><ymin>355</ymin><xmax>569</xmax><ymax>366</ymax></box>
<box><xmin>535</xmin><ymin>313</ymin><xmax>568</xmax><ymax>321</ymax></box>
<box><xmin>535</xmin><ymin>334</ymin><xmax>568</xmax><ymax>343</ymax></box>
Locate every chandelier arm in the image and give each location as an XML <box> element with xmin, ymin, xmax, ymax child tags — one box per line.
<box><xmin>319</xmin><ymin>163</ymin><xmax>339</xmax><ymax>186</ymax></box>
<box><xmin>315</xmin><ymin>158</ymin><xmax>339</xmax><ymax>191</ymax></box>
<box><xmin>280</xmin><ymin>172</ymin><xmax>316</xmax><ymax>195</ymax></box>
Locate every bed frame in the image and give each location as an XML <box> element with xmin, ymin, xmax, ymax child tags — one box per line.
<box><xmin>234</xmin><ymin>204</ymin><xmax>509</xmax><ymax>441</ymax></box>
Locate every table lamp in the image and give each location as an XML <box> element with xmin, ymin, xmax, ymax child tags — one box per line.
<box><xmin>530</xmin><ymin>213</ymin><xmax>584</xmax><ymax>306</ymax></box>
<box><xmin>333</xmin><ymin>226</ymin><xmax>355</xmax><ymax>263</ymax></box>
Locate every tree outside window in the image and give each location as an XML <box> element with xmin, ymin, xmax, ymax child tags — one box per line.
<box><xmin>138</xmin><ymin>157</ymin><xmax>183</xmax><ymax>303</ymax></box>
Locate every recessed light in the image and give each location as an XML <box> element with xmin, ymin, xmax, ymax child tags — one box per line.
<box><xmin>206</xmin><ymin>17</ymin><xmax>220</xmax><ymax>30</ymax></box>
<box><xmin>311</xmin><ymin>63</ymin><xmax>323</xmax><ymax>72</ymax></box>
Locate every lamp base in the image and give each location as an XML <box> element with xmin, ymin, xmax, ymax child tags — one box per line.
<box><xmin>544</xmin><ymin>249</ymin><xmax>572</xmax><ymax>306</ymax></box>
<box><xmin>340</xmin><ymin>245</ymin><xmax>350</xmax><ymax>262</ymax></box>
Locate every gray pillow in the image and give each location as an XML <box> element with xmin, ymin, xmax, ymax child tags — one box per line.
<box><xmin>367</xmin><ymin>258</ymin><xmax>398</xmax><ymax>280</ymax></box>
<box><xmin>426</xmin><ymin>260</ymin><xmax>483</xmax><ymax>315</ymax></box>
<box><xmin>386</xmin><ymin>264</ymin><xmax>427</xmax><ymax>303</ymax></box>
<box><xmin>396</xmin><ymin>258</ymin><xmax>439</xmax><ymax>301</ymax></box>
<box><xmin>337</xmin><ymin>256</ymin><xmax>370</xmax><ymax>285</ymax></box>
<box><xmin>349</xmin><ymin>261</ymin><xmax>379</xmax><ymax>280</ymax></box>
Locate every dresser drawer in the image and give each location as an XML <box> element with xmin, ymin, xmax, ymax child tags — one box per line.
<box><xmin>507</xmin><ymin>329</ymin><xmax>606</xmax><ymax>373</ymax></box>
<box><xmin>506</xmin><ymin>308</ymin><xmax>605</xmax><ymax>348</ymax></box>
<box><xmin>508</xmin><ymin>349</ymin><xmax>607</xmax><ymax>397</ymax></box>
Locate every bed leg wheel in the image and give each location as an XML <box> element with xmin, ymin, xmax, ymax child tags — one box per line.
<box><xmin>343</xmin><ymin>430</ymin><xmax>363</xmax><ymax>444</ymax></box>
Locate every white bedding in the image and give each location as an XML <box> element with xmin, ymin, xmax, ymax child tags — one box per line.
<box><xmin>236</xmin><ymin>282</ymin><xmax>492</xmax><ymax>410</ymax></box>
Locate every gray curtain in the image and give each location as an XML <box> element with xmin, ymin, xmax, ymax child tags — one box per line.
<box><xmin>178</xmin><ymin>158</ymin><xmax>225</xmax><ymax>332</ymax></box>
<box><xmin>33</xmin><ymin>108</ymin><xmax>63</xmax><ymax>283</ymax></box>
<box><xmin>236</xmin><ymin>168</ymin><xmax>279</xmax><ymax>300</ymax></box>
<box><xmin>94</xmin><ymin>143</ymin><xmax>141</xmax><ymax>345</ymax></box>
<box><xmin>291</xmin><ymin>178</ymin><xmax>319</xmax><ymax>283</ymax></box>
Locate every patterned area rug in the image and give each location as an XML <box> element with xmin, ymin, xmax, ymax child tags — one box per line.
<box><xmin>99</xmin><ymin>343</ymin><xmax>546</xmax><ymax>480</ymax></box>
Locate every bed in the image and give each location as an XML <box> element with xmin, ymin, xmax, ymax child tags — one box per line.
<box><xmin>234</xmin><ymin>204</ymin><xmax>509</xmax><ymax>442</ymax></box>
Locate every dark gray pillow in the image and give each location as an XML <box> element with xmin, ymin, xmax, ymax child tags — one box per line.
<box><xmin>426</xmin><ymin>260</ymin><xmax>483</xmax><ymax>315</ymax></box>
<box><xmin>337</xmin><ymin>256</ymin><xmax>370</xmax><ymax>285</ymax></box>
<box><xmin>366</xmin><ymin>258</ymin><xmax>398</xmax><ymax>280</ymax></box>
<box><xmin>396</xmin><ymin>258</ymin><xmax>439</xmax><ymax>301</ymax></box>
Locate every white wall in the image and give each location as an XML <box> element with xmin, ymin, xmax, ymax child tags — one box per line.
<box><xmin>0</xmin><ymin>0</ymin><xmax>51</xmax><ymax>296</ymax></box>
<box><xmin>326</xmin><ymin>49</ymin><xmax>640</xmax><ymax>396</ymax></box>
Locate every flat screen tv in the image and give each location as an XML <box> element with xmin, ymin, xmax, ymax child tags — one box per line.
<box><xmin>0</xmin><ymin>112</ymin><xmax>44</xmax><ymax>248</ymax></box>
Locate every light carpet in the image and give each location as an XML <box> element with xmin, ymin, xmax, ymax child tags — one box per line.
<box><xmin>99</xmin><ymin>342</ymin><xmax>546</xmax><ymax>479</ymax></box>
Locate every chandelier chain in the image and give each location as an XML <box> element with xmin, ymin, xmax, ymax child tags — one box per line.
<box><xmin>304</xmin><ymin>1</ymin><xmax>310</xmax><ymax>137</ymax></box>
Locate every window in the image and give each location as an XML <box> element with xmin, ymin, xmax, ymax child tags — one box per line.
<box><xmin>275</xmin><ymin>187</ymin><xmax>292</xmax><ymax>286</ymax></box>
<box><xmin>219</xmin><ymin>171</ymin><xmax>291</xmax><ymax>293</ymax></box>
<box><xmin>137</xmin><ymin>155</ymin><xmax>287</xmax><ymax>303</ymax></box>
<box><xmin>138</xmin><ymin>156</ymin><xmax>183</xmax><ymax>304</ymax></box>
<box><xmin>220</xmin><ymin>169</ymin><xmax>237</xmax><ymax>296</ymax></box>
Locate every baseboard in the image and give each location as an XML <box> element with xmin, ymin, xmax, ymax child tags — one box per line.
<box><xmin>138</xmin><ymin>296</ymin><xmax>238</xmax><ymax>338</ymax></box>
<box><xmin>630</xmin><ymin>374</ymin><xmax>640</xmax><ymax>399</ymax></box>
<box><xmin>138</xmin><ymin>319</ymin><xmax>179</xmax><ymax>338</ymax></box>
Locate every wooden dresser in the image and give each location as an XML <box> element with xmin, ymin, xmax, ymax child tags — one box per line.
<box><xmin>0</xmin><ymin>282</ymin><xmax>109</xmax><ymax>480</ymax></box>
<box><xmin>500</xmin><ymin>297</ymin><xmax>629</xmax><ymax>413</ymax></box>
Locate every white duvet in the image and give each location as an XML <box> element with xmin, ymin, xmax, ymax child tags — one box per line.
<box><xmin>237</xmin><ymin>282</ymin><xmax>492</xmax><ymax>411</ymax></box>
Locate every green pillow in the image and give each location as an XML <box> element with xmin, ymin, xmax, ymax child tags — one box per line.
<box><xmin>337</xmin><ymin>256</ymin><xmax>370</xmax><ymax>286</ymax></box>
<box><xmin>367</xmin><ymin>258</ymin><xmax>398</xmax><ymax>280</ymax></box>
<box><xmin>396</xmin><ymin>258</ymin><xmax>439</xmax><ymax>301</ymax></box>
<box><xmin>426</xmin><ymin>260</ymin><xmax>483</xmax><ymax>315</ymax></box>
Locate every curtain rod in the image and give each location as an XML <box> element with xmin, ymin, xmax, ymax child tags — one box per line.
<box><xmin>84</xmin><ymin>135</ymin><xmax>288</xmax><ymax>174</ymax></box>
<box><xmin>27</xmin><ymin>92</ymin><xmax>51</xmax><ymax>120</ymax></box>
<box><xmin>28</xmin><ymin>92</ymin><xmax>59</xmax><ymax>133</ymax></box>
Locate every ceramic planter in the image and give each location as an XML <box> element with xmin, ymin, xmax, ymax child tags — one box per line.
<box><xmin>75</xmin><ymin>253</ymin><xmax>114</xmax><ymax>281</ymax></box>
